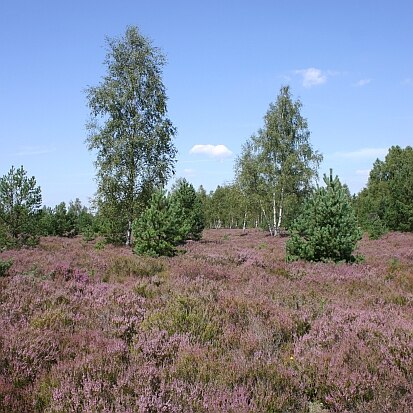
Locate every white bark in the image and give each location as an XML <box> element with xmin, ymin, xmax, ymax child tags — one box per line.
<box><xmin>273</xmin><ymin>192</ymin><xmax>277</xmax><ymax>236</ymax></box>
<box><xmin>276</xmin><ymin>187</ymin><xmax>284</xmax><ymax>235</ymax></box>
<box><xmin>126</xmin><ymin>219</ymin><xmax>132</xmax><ymax>246</ymax></box>
<box><xmin>243</xmin><ymin>210</ymin><xmax>247</xmax><ymax>232</ymax></box>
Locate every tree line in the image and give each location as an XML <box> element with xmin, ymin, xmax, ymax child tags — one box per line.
<box><xmin>1</xmin><ymin>25</ymin><xmax>412</xmax><ymax>261</ymax></box>
<box><xmin>199</xmin><ymin>144</ymin><xmax>413</xmax><ymax>238</ymax></box>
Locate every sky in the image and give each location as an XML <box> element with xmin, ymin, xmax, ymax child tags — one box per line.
<box><xmin>0</xmin><ymin>0</ymin><xmax>412</xmax><ymax>207</ymax></box>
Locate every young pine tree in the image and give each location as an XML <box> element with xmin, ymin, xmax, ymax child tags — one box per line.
<box><xmin>286</xmin><ymin>170</ymin><xmax>362</xmax><ymax>262</ymax></box>
<box><xmin>133</xmin><ymin>189</ymin><xmax>185</xmax><ymax>257</ymax></box>
<box><xmin>169</xmin><ymin>179</ymin><xmax>205</xmax><ymax>241</ymax></box>
<box><xmin>0</xmin><ymin>166</ymin><xmax>42</xmax><ymax>247</ymax></box>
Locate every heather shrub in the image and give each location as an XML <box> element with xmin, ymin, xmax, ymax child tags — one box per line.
<box><xmin>45</xmin><ymin>332</ymin><xmax>193</xmax><ymax>413</ymax></box>
<box><xmin>1</xmin><ymin>230</ymin><xmax>413</xmax><ymax>412</ymax></box>
<box><xmin>133</xmin><ymin>330</ymin><xmax>188</xmax><ymax>368</ymax></box>
<box><xmin>172</xmin><ymin>344</ymin><xmax>221</xmax><ymax>385</ymax></box>
<box><xmin>50</xmin><ymin>264</ymin><xmax>89</xmax><ymax>283</ymax></box>
<box><xmin>29</xmin><ymin>307</ymin><xmax>74</xmax><ymax>329</ymax></box>
<box><xmin>222</xmin><ymin>357</ymin><xmax>306</xmax><ymax>412</ymax></box>
<box><xmin>45</xmin><ymin>346</ymin><xmax>129</xmax><ymax>412</ymax></box>
<box><xmin>104</xmin><ymin>255</ymin><xmax>164</xmax><ymax>281</ymax></box>
<box><xmin>133</xmin><ymin>281</ymin><xmax>154</xmax><ymax>298</ymax></box>
<box><xmin>294</xmin><ymin>308</ymin><xmax>413</xmax><ymax>412</ymax></box>
<box><xmin>94</xmin><ymin>238</ymin><xmax>106</xmax><ymax>250</ymax></box>
<box><xmin>287</xmin><ymin>170</ymin><xmax>362</xmax><ymax>262</ymax></box>
<box><xmin>1</xmin><ymin>327</ymin><xmax>61</xmax><ymax>391</ymax></box>
<box><xmin>143</xmin><ymin>295</ymin><xmax>221</xmax><ymax>344</ymax></box>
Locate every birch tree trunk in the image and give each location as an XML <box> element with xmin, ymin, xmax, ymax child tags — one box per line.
<box><xmin>276</xmin><ymin>187</ymin><xmax>284</xmax><ymax>235</ymax></box>
<box><xmin>126</xmin><ymin>219</ymin><xmax>132</xmax><ymax>246</ymax></box>
<box><xmin>260</xmin><ymin>201</ymin><xmax>273</xmax><ymax>236</ymax></box>
<box><xmin>273</xmin><ymin>192</ymin><xmax>277</xmax><ymax>236</ymax></box>
<box><xmin>243</xmin><ymin>210</ymin><xmax>247</xmax><ymax>232</ymax></box>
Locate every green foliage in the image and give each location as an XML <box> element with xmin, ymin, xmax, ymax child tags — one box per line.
<box><xmin>235</xmin><ymin>86</ymin><xmax>322</xmax><ymax>234</ymax></box>
<box><xmin>94</xmin><ymin>239</ymin><xmax>106</xmax><ymax>250</ymax></box>
<box><xmin>40</xmin><ymin>202</ymin><xmax>70</xmax><ymax>236</ymax></box>
<box><xmin>82</xmin><ymin>225</ymin><xmax>96</xmax><ymax>242</ymax></box>
<box><xmin>93</xmin><ymin>202</ymin><xmax>128</xmax><ymax>245</ymax></box>
<box><xmin>0</xmin><ymin>258</ymin><xmax>13</xmax><ymax>277</ymax></box>
<box><xmin>86</xmin><ymin>26</ymin><xmax>177</xmax><ymax>246</ymax></box>
<box><xmin>143</xmin><ymin>295</ymin><xmax>221</xmax><ymax>344</ymax></box>
<box><xmin>133</xmin><ymin>189</ymin><xmax>182</xmax><ymax>257</ymax></box>
<box><xmin>287</xmin><ymin>170</ymin><xmax>362</xmax><ymax>262</ymax></box>
<box><xmin>170</xmin><ymin>178</ymin><xmax>204</xmax><ymax>240</ymax></box>
<box><xmin>356</xmin><ymin>146</ymin><xmax>413</xmax><ymax>232</ymax></box>
<box><xmin>366</xmin><ymin>214</ymin><xmax>387</xmax><ymax>240</ymax></box>
<box><xmin>205</xmin><ymin>184</ymin><xmax>247</xmax><ymax>229</ymax></box>
<box><xmin>67</xmin><ymin>198</ymin><xmax>94</xmax><ymax>234</ymax></box>
<box><xmin>104</xmin><ymin>255</ymin><xmax>164</xmax><ymax>280</ymax></box>
<box><xmin>0</xmin><ymin>221</ymin><xmax>12</xmax><ymax>250</ymax></box>
<box><xmin>133</xmin><ymin>183</ymin><xmax>205</xmax><ymax>257</ymax></box>
<box><xmin>133</xmin><ymin>281</ymin><xmax>158</xmax><ymax>298</ymax></box>
<box><xmin>0</xmin><ymin>165</ymin><xmax>42</xmax><ymax>247</ymax></box>
<box><xmin>38</xmin><ymin>199</ymin><xmax>95</xmax><ymax>237</ymax></box>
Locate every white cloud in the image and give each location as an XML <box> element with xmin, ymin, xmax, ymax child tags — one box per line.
<box><xmin>183</xmin><ymin>168</ymin><xmax>196</xmax><ymax>177</ymax></box>
<box><xmin>16</xmin><ymin>145</ymin><xmax>55</xmax><ymax>156</ymax></box>
<box><xmin>355</xmin><ymin>169</ymin><xmax>371</xmax><ymax>177</ymax></box>
<box><xmin>189</xmin><ymin>144</ymin><xmax>233</xmax><ymax>158</ymax></box>
<box><xmin>295</xmin><ymin>68</ymin><xmax>327</xmax><ymax>88</ymax></box>
<box><xmin>332</xmin><ymin>147</ymin><xmax>388</xmax><ymax>160</ymax></box>
<box><xmin>402</xmin><ymin>78</ymin><xmax>413</xmax><ymax>86</ymax></box>
<box><xmin>355</xmin><ymin>78</ymin><xmax>372</xmax><ymax>87</ymax></box>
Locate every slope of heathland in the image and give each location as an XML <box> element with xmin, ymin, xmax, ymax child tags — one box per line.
<box><xmin>1</xmin><ymin>230</ymin><xmax>412</xmax><ymax>412</ymax></box>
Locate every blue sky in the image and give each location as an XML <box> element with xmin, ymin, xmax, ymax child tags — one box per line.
<box><xmin>1</xmin><ymin>0</ymin><xmax>412</xmax><ymax>207</ymax></box>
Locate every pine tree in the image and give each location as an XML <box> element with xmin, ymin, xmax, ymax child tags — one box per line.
<box><xmin>286</xmin><ymin>170</ymin><xmax>362</xmax><ymax>262</ymax></box>
<box><xmin>0</xmin><ymin>166</ymin><xmax>42</xmax><ymax>247</ymax></box>
<box><xmin>133</xmin><ymin>189</ymin><xmax>179</xmax><ymax>257</ymax></box>
<box><xmin>169</xmin><ymin>179</ymin><xmax>204</xmax><ymax>240</ymax></box>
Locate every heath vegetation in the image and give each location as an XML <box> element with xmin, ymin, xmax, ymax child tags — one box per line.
<box><xmin>1</xmin><ymin>230</ymin><xmax>412</xmax><ymax>412</ymax></box>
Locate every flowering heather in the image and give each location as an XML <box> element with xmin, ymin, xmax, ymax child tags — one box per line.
<box><xmin>1</xmin><ymin>230</ymin><xmax>412</xmax><ymax>412</ymax></box>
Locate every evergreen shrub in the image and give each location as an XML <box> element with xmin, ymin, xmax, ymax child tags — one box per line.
<box><xmin>133</xmin><ymin>182</ymin><xmax>204</xmax><ymax>257</ymax></box>
<box><xmin>287</xmin><ymin>170</ymin><xmax>362</xmax><ymax>262</ymax></box>
<box><xmin>133</xmin><ymin>189</ymin><xmax>186</xmax><ymax>257</ymax></box>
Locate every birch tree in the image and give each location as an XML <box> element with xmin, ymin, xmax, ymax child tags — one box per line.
<box><xmin>235</xmin><ymin>86</ymin><xmax>322</xmax><ymax>235</ymax></box>
<box><xmin>86</xmin><ymin>26</ymin><xmax>177</xmax><ymax>245</ymax></box>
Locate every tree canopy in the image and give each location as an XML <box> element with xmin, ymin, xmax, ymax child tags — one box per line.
<box><xmin>235</xmin><ymin>86</ymin><xmax>322</xmax><ymax>235</ymax></box>
<box><xmin>356</xmin><ymin>145</ymin><xmax>413</xmax><ymax>233</ymax></box>
<box><xmin>287</xmin><ymin>170</ymin><xmax>362</xmax><ymax>262</ymax></box>
<box><xmin>86</xmin><ymin>26</ymin><xmax>177</xmax><ymax>245</ymax></box>
<box><xmin>0</xmin><ymin>165</ymin><xmax>42</xmax><ymax>247</ymax></box>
